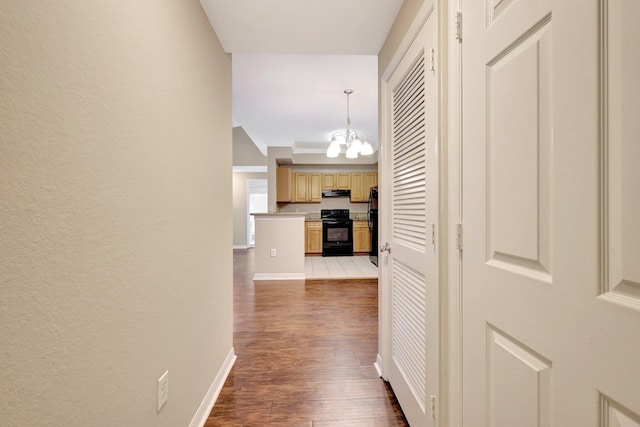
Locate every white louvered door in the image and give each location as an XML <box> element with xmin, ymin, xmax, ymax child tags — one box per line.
<box><xmin>383</xmin><ymin>8</ymin><xmax>438</xmax><ymax>426</ymax></box>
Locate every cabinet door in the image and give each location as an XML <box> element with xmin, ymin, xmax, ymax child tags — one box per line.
<box><xmin>321</xmin><ymin>173</ymin><xmax>336</xmax><ymax>190</ymax></box>
<box><xmin>363</xmin><ymin>172</ymin><xmax>377</xmax><ymax>195</ymax></box>
<box><xmin>305</xmin><ymin>222</ymin><xmax>322</xmax><ymax>254</ymax></box>
<box><xmin>353</xmin><ymin>221</ymin><xmax>371</xmax><ymax>252</ymax></box>
<box><xmin>350</xmin><ymin>172</ymin><xmax>365</xmax><ymax>202</ymax></box>
<box><xmin>276</xmin><ymin>167</ymin><xmax>292</xmax><ymax>202</ymax></box>
<box><xmin>336</xmin><ymin>173</ymin><xmax>351</xmax><ymax>189</ymax></box>
<box><xmin>308</xmin><ymin>173</ymin><xmax>322</xmax><ymax>202</ymax></box>
<box><xmin>293</xmin><ymin>173</ymin><xmax>308</xmax><ymax>202</ymax></box>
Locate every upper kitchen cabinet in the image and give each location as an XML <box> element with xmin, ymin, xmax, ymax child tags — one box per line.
<box><xmin>276</xmin><ymin>167</ymin><xmax>292</xmax><ymax>202</ymax></box>
<box><xmin>350</xmin><ymin>172</ymin><xmax>364</xmax><ymax>202</ymax></box>
<box><xmin>293</xmin><ymin>172</ymin><xmax>322</xmax><ymax>203</ymax></box>
<box><xmin>322</xmin><ymin>173</ymin><xmax>337</xmax><ymax>190</ymax></box>
<box><xmin>278</xmin><ymin>167</ymin><xmax>376</xmax><ymax>204</ymax></box>
<box><xmin>322</xmin><ymin>172</ymin><xmax>350</xmax><ymax>190</ymax></box>
<box><xmin>336</xmin><ymin>173</ymin><xmax>351</xmax><ymax>189</ymax></box>
<box><xmin>309</xmin><ymin>173</ymin><xmax>322</xmax><ymax>201</ymax></box>
<box><xmin>350</xmin><ymin>172</ymin><xmax>377</xmax><ymax>202</ymax></box>
<box><xmin>364</xmin><ymin>172</ymin><xmax>377</xmax><ymax>195</ymax></box>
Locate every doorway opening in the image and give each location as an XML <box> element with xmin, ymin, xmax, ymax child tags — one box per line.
<box><xmin>247</xmin><ymin>179</ymin><xmax>267</xmax><ymax>247</ymax></box>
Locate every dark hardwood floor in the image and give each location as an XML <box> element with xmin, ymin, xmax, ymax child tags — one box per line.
<box><xmin>205</xmin><ymin>249</ymin><xmax>408</xmax><ymax>426</ymax></box>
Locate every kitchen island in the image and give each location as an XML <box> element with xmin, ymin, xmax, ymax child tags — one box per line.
<box><xmin>252</xmin><ymin>213</ymin><xmax>306</xmax><ymax>280</ymax></box>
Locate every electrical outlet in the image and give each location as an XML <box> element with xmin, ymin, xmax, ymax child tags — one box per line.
<box><xmin>270</xmin><ymin>248</ymin><xmax>277</xmax><ymax>257</ymax></box>
<box><xmin>157</xmin><ymin>370</ymin><xmax>168</xmax><ymax>412</ymax></box>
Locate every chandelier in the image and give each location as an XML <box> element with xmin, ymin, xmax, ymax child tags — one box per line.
<box><xmin>326</xmin><ymin>89</ymin><xmax>374</xmax><ymax>158</ymax></box>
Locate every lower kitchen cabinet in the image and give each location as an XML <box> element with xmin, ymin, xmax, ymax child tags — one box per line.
<box><xmin>353</xmin><ymin>221</ymin><xmax>371</xmax><ymax>253</ymax></box>
<box><xmin>305</xmin><ymin>221</ymin><xmax>322</xmax><ymax>254</ymax></box>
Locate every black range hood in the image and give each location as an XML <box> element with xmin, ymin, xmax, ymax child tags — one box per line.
<box><xmin>322</xmin><ymin>189</ymin><xmax>351</xmax><ymax>198</ymax></box>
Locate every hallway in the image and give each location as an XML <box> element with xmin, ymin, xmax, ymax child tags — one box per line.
<box><xmin>205</xmin><ymin>249</ymin><xmax>408</xmax><ymax>426</ymax></box>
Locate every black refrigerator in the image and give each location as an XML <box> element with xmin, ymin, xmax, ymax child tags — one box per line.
<box><xmin>367</xmin><ymin>187</ymin><xmax>378</xmax><ymax>266</ymax></box>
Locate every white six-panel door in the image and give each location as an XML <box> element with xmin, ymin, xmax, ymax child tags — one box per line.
<box><xmin>462</xmin><ymin>0</ymin><xmax>640</xmax><ymax>425</ymax></box>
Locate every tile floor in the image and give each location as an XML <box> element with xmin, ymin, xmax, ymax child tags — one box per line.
<box><xmin>305</xmin><ymin>255</ymin><xmax>378</xmax><ymax>279</ymax></box>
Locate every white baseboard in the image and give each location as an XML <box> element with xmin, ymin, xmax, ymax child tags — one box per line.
<box><xmin>374</xmin><ymin>353</ymin><xmax>384</xmax><ymax>379</ymax></box>
<box><xmin>189</xmin><ymin>347</ymin><xmax>237</xmax><ymax>427</ymax></box>
<box><xmin>253</xmin><ymin>273</ymin><xmax>305</xmax><ymax>281</ymax></box>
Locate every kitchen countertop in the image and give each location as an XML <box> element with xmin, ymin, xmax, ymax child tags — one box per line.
<box><xmin>351</xmin><ymin>212</ymin><xmax>368</xmax><ymax>221</ymax></box>
<box><xmin>252</xmin><ymin>212</ymin><xmax>307</xmax><ymax>217</ymax></box>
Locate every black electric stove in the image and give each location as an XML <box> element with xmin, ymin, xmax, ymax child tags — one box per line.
<box><xmin>321</xmin><ymin>209</ymin><xmax>353</xmax><ymax>256</ymax></box>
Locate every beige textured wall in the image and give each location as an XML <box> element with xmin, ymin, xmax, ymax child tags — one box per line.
<box><xmin>254</xmin><ymin>216</ymin><xmax>305</xmax><ymax>278</ymax></box>
<box><xmin>233</xmin><ymin>127</ymin><xmax>267</xmax><ymax>166</ymax></box>
<box><xmin>267</xmin><ymin>146</ymin><xmax>293</xmax><ymax>213</ymax></box>
<box><xmin>0</xmin><ymin>1</ymin><xmax>233</xmax><ymax>426</ymax></box>
<box><xmin>378</xmin><ymin>0</ymin><xmax>427</xmax><ymax>75</ymax></box>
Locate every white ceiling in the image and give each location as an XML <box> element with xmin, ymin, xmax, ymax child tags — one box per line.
<box><xmin>199</xmin><ymin>0</ymin><xmax>404</xmax><ymax>159</ymax></box>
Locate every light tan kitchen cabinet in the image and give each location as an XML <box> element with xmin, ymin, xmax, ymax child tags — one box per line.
<box><xmin>350</xmin><ymin>172</ymin><xmax>377</xmax><ymax>202</ymax></box>
<box><xmin>350</xmin><ymin>172</ymin><xmax>365</xmax><ymax>202</ymax></box>
<box><xmin>293</xmin><ymin>173</ymin><xmax>307</xmax><ymax>202</ymax></box>
<box><xmin>276</xmin><ymin>167</ymin><xmax>292</xmax><ymax>202</ymax></box>
<box><xmin>336</xmin><ymin>173</ymin><xmax>351</xmax><ymax>189</ymax></box>
<box><xmin>353</xmin><ymin>220</ymin><xmax>371</xmax><ymax>253</ymax></box>
<box><xmin>322</xmin><ymin>173</ymin><xmax>336</xmax><ymax>190</ymax></box>
<box><xmin>283</xmin><ymin>169</ymin><xmax>376</xmax><ymax>203</ymax></box>
<box><xmin>308</xmin><ymin>173</ymin><xmax>322</xmax><ymax>201</ymax></box>
<box><xmin>363</xmin><ymin>172</ymin><xmax>377</xmax><ymax>195</ymax></box>
<box><xmin>293</xmin><ymin>172</ymin><xmax>322</xmax><ymax>203</ymax></box>
<box><xmin>305</xmin><ymin>221</ymin><xmax>323</xmax><ymax>254</ymax></box>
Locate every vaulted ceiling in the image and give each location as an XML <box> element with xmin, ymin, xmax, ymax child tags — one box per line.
<box><xmin>199</xmin><ymin>0</ymin><xmax>404</xmax><ymax>159</ymax></box>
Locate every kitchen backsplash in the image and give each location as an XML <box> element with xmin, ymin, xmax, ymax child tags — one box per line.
<box><xmin>278</xmin><ymin>197</ymin><xmax>368</xmax><ymax>216</ymax></box>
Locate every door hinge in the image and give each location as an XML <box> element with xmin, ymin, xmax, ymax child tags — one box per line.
<box><xmin>455</xmin><ymin>11</ymin><xmax>462</xmax><ymax>41</ymax></box>
<box><xmin>431</xmin><ymin>395</ymin><xmax>437</xmax><ymax>420</ymax></box>
<box><xmin>431</xmin><ymin>223</ymin><xmax>436</xmax><ymax>247</ymax></box>
<box><xmin>456</xmin><ymin>223</ymin><xmax>463</xmax><ymax>251</ymax></box>
<box><xmin>429</xmin><ymin>48</ymin><xmax>435</xmax><ymax>73</ymax></box>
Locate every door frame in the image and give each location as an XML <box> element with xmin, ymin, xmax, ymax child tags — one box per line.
<box><xmin>443</xmin><ymin>1</ymin><xmax>462</xmax><ymax>427</ymax></box>
<box><xmin>246</xmin><ymin>178</ymin><xmax>268</xmax><ymax>247</ymax></box>
<box><xmin>376</xmin><ymin>1</ymin><xmax>462</xmax><ymax>426</ymax></box>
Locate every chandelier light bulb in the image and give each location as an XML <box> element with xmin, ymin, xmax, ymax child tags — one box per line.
<box><xmin>360</xmin><ymin>140</ymin><xmax>374</xmax><ymax>156</ymax></box>
<box><xmin>352</xmin><ymin>135</ymin><xmax>364</xmax><ymax>153</ymax></box>
<box><xmin>346</xmin><ymin>143</ymin><xmax>358</xmax><ymax>158</ymax></box>
<box><xmin>327</xmin><ymin>139</ymin><xmax>341</xmax><ymax>157</ymax></box>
